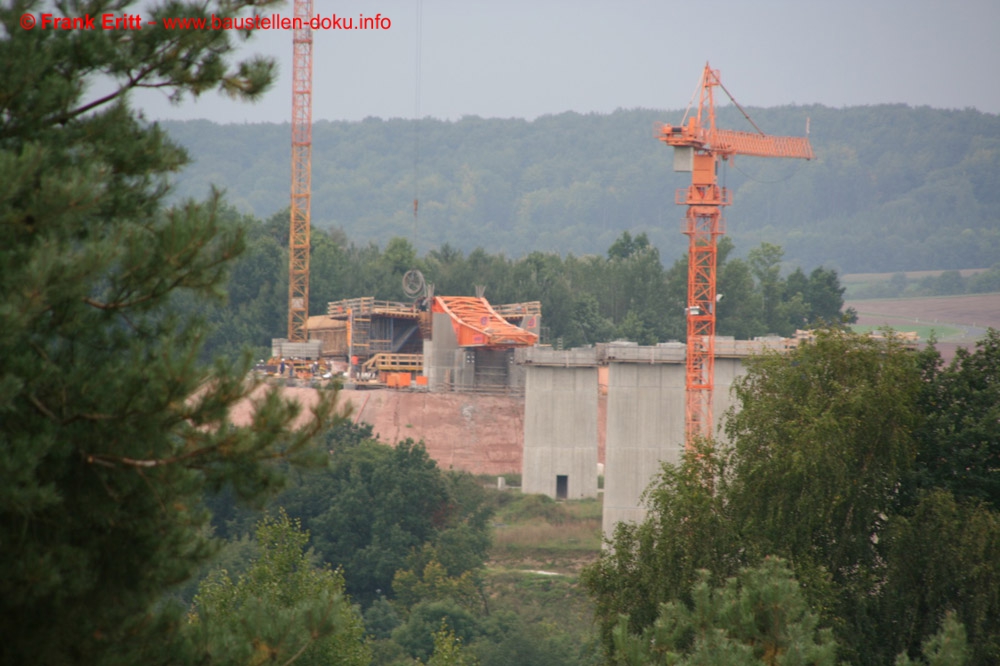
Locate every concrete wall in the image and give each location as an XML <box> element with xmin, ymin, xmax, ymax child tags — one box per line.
<box><xmin>518</xmin><ymin>345</ymin><xmax>747</xmax><ymax>512</ymax></box>
<box><xmin>522</xmin><ymin>364</ymin><xmax>599</xmax><ymax>499</ymax></box>
<box><xmin>711</xmin><ymin>357</ymin><xmax>744</xmax><ymax>441</ymax></box>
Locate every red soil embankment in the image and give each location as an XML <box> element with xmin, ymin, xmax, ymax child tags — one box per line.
<box><xmin>342</xmin><ymin>389</ymin><xmax>524</xmax><ymax>475</ymax></box>
<box><xmin>232</xmin><ymin>384</ymin><xmax>610</xmax><ymax>477</ymax></box>
<box><xmin>233</xmin><ymin>386</ymin><xmax>525</xmax><ymax>475</ymax></box>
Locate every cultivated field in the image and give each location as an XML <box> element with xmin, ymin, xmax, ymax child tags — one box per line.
<box><xmin>846</xmin><ymin>292</ymin><xmax>1000</xmax><ymax>360</ymax></box>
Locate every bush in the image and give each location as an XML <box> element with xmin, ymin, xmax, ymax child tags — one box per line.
<box><xmin>502</xmin><ymin>494</ymin><xmax>570</xmax><ymax>525</ymax></box>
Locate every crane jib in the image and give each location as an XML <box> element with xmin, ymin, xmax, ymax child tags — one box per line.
<box><xmin>710</xmin><ymin>129</ymin><xmax>815</xmax><ymax>160</ymax></box>
<box><xmin>658</xmin><ymin>125</ymin><xmax>813</xmax><ymax>160</ymax></box>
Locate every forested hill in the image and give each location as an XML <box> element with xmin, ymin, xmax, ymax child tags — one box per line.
<box><xmin>162</xmin><ymin>104</ymin><xmax>1000</xmax><ymax>274</ymax></box>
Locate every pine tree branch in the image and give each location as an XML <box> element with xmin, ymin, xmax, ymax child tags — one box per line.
<box><xmin>84</xmin><ymin>295</ymin><xmax>147</xmax><ymax>311</ymax></box>
<box><xmin>53</xmin><ymin>60</ymin><xmax>158</xmax><ymax>126</ymax></box>
<box><xmin>278</xmin><ymin>597</ymin><xmax>339</xmax><ymax>666</ymax></box>
<box><xmin>57</xmin><ymin>86</ymin><xmax>132</xmax><ymax>125</ymax></box>
<box><xmin>279</xmin><ymin>636</ymin><xmax>314</xmax><ymax>666</ymax></box>
<box><xmin>83</xmin><ymin>256</ymin><xmax>227</xmax><ymax>311</ymax></box>
<box><xmin>53</xmin><ymin>4</ymin><xmax>273</xmax><ymax>127</ymax></box>
<box><xmin>27</xmin><ymin>392</ymin><xmax>58</xmax><ymax>421</ymax></box>
<box><xmin>53</xmin><ymin>32</ymin><xmax>183</xmax><ymax>126</ymax></box>
<box><xmin>85</xmin><ymin>439</ymin><xmax>238</xmax><ymax>469</ymax></box>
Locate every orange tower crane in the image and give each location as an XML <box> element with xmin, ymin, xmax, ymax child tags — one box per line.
<box><xmin>287</xmin><ymin>0</ymin><xmax>313</xmax><ymax>342</ymax></box>
<box><xmin>657</xmin><ymin>63</ymin><xmax>814</xmax><ymax>447</ymax></box>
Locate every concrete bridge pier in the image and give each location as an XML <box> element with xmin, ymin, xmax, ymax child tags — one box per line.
<box><xmin>521</xmin><ymin>349</ymin><xmax>599</xmax><ymax>500</ymax></box>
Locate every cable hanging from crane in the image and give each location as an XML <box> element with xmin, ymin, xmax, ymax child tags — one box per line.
<box><xmin>412</xmin><ymin>0</ymin><xmax>423</xmax><ymax>229</ymax></box>
<box><xmin>715</xmin><ymin>77</ymin><xmax>765</xmax><ymax>136</ymax></box>
<box><xmin>680</xmin><ymin>65</ymin><xmax>765</xmax><ymax>143</ymax></box>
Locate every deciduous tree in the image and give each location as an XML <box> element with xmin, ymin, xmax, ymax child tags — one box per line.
<box><xmin>582</xmin><ymin>442</ymin><xmax>739</xmax><ymax>647</ymax></box>
<box><xmin>585</xmin><ymin>330</ymin><xmax>976</xmax><ymax>665</ymax></box>
<box><xmin>277</xmin><ymin>432</ymin><xmax>492</xmax><ymax>608</ymax></box>
<box><xmin>724</xmin><ymin>331</ymin><xmax>921</xmax><ymax>586</ymax></box>
<box><xmin>907</xmin><ymin>329</ymin><xmax>1000</xmax><ymax>511</ymax></box>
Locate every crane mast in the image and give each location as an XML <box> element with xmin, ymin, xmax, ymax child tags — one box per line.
<box><xmin>658</xmin><ymin>63</ymin><xmax>813</xmax><ymax>447</ymax></box>
<box><xmin>288</xmin><ymin>0</ymin><xmax>313</xmax><ymax>342</ymax></box>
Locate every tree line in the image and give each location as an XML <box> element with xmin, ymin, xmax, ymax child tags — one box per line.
<box><xmin>849</xmin><ymin>265</ymin><xmax>1000</xmax><ymax>299</ymax></box>
<box><xmin>197</xmin><ymin>205</ymin><xmax>853</xmax><ymax>363</ymax></box>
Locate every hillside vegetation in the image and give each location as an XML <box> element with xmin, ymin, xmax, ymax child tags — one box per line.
<box><xmin>162</xmin><ymin>105</ymin><xmax>1000</xmax><ymax>273</ymax></box>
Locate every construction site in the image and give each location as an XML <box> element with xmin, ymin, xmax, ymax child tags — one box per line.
<box><xmin>262</xmin><ymin>36</ymin><xmax>824</xmax><ymax>536</ymax></box>
<box><xmin>256</xmin><ymin>327</ymin><xmax>809</xmax><ymax>537</ymax></box>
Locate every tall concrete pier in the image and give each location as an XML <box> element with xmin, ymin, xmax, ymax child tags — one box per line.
<box><xmin>519</xmin><ymin>337</ymin><xmax>793</xmax><ymax>537</ymax></box>
<box><xmin>601</xmin><ymin>342</ymin><xmax>751</xmax><ymax>535</ymax></box>
<box><xmin>521</xmin><ymin>348</ymin><xmax>600</xmax><ymax>500</ymax></box>
<box><xmin>602</xmin><ymin>344</ymin><xmax>687</xmax><ymax>530</ymax></box>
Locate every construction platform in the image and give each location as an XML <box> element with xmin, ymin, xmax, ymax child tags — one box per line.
<box><xmin>312</xmin><ymin>295</ymin><xmax>541</xmax><ymax>392</ymax></box>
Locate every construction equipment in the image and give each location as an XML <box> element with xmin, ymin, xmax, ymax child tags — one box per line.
<box><xmin>658</xmin><ymin>63</ymin><xmax>813</xmax><ymax>448</ymax></box>
<box><xmin>287</xmin><ymin>0</ymin><xmax>313</xmax><ymax>342</ymax></box>
<box><xmin>265</xmin><ymin>0</ymin><xmax>314</xmax><ymax>379</ymax></box>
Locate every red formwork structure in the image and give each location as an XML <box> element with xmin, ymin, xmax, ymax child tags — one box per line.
<box><xmin>657</xmin><ymin>63</ymin><xmax>814</xmax><ymax>448</ymax></box>
<box><xmin>288</xmin><ymin>0</ymin><xmax>314</xmax><ymax>342</ymax></box>
<box><xmin>432</xmin><ymin>297</ymin><xmax>538</xmax><ymax>347</ymax></box>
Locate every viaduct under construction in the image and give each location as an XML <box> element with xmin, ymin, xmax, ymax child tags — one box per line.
<box><xmin>519</xmin><ymin>339</ymin><xmax>795</xmax><ymax>536</ymax></box>
<box><xmin>272</xmin><ymin>44</ymin><xmax>816</xmax><ymax>535</ymax></box>
<box><xmin>277</xmin><ymin>280</ymin><xmax>806</xmax><ymax>534</ymax></box>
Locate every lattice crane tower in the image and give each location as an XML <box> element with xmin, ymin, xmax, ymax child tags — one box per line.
<box><xmin>288</xmin><ymin>0</ymin><xmax>313</xmax><ymax>342</ymax></box>
<box><xmin>657</xmin><ymin>63</ymin><xmax>814</xmax><ymax>448</ymax></box>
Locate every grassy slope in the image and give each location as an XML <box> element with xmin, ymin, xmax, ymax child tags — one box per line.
<box><xmin>482</xmin><ymin>491</ymin><xmax>604</xmax><ymax>660</ymax></box>
<box><xmin>490</xmin><ymin>493</ymin><xmax>603</xmax><ymax>571</ymax></box>
<box><xmin>847</xmin><ymin>292</ymin><xmax>1000</xmax><ymax>350</ymax></box>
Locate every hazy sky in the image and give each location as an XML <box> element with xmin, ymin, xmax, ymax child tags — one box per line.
<box><xmin>135</xmin><ymin>0</ymin><xmax>1000</xmax><ymax>123</ymax></box>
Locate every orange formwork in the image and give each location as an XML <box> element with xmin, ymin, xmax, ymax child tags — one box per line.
<box><xmin>432</xmin><ymin>297</ymin><xmax>538</xmax><ymax>348</ymax></box>
<box><xmin>383</xmin><ymin>372</ymin><xmax>413</xmax><ymax>388</ymax></box>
